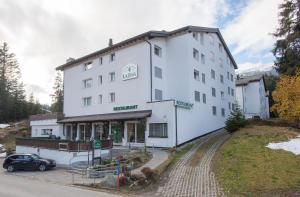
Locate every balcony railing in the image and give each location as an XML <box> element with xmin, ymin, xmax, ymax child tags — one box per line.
<box><xmin>16</xmin><ymin>137</ymin><xmax>112</xmax><ymax>152</ymax></box>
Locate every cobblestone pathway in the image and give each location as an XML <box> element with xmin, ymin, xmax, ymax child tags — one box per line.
<box><xmin>156</xmin><ymin>130</ymin><xmax>229</xmax><ymax>197</ymax></box>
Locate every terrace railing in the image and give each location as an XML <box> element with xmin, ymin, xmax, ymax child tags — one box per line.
<box><xmin>16</xmin><ymin>137</ymin><xmax>112</xmax><ymax>152</ymax></box>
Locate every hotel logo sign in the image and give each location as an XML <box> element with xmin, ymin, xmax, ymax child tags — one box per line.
<box><xmin>175</xmin><ymin>100</ymin><xmax>193</xmax><ymax>110</ymax></box>
<box><xmin>122</xmin><ymin>64</ymin><xmax>138</xmax><ymax>81</ymax></box>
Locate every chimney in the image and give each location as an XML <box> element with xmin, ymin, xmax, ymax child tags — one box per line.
<box><xmin>108</xmin><ymin>38</ymin><xmax>113</xmax><ymax>47</ymax></box>
<box><xmin>66</xmin><ymin>57</ymin><xmax>75</xmax><ymax>63</ymax></box>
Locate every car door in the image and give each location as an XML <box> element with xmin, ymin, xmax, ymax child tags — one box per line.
<box><xmin>22</xmin><ymin>155</ymin><xmax>35</xmax><ymax>170</ymax></box>
<box><xmin>13</xmin><ymin>155</ymin><xmax>24</xmax><ymax>170</ymax></box>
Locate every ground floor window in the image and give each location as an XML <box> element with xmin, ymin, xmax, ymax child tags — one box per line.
<box><xmin>41</xmin><ymin>129</ymin><xmax>52</xmax><ymax>135</ymax></box>
<box><xmin>149</xmin><ymin>123</ymin><xmax>168</xmax><ymax>138</ymax></box>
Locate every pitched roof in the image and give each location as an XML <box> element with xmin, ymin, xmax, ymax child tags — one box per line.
<box><xmin>236</xmin><ymin>74</ymin><xmax>265</xmax><ymax>87</ymax></box>
<box><xmin>56</xmin><ymin>26</ymin><xmax>237</xmax><ymax>71</ymax></box>
<box><xmin>30</xmin><ymin>112</ymin><xmax>64</xmax><ymax>121</ymax></box>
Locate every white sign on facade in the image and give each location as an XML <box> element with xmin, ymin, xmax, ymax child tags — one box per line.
<box><xmin>122</xmin><ymin>64</ymin><xmax>138</xmax><ymax>81</ymax></box>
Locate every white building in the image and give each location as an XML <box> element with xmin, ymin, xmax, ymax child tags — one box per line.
<box><xmin>235</xmin><ymin>75</ymin><xmax>270</xmax><ymax>119</ymax></box>
<box><xmin>32</xmin><ymin>26</ymin><xmax>238</xmax><ymax>148</ymax></box>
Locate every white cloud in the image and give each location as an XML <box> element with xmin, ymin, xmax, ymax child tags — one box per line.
<box><xmin>0</xmin><ymin>0</ymin><xmax>229</xmax><ymax>104</ymax></box>
<box><xmin>236</xmin><ymin>62</ymin><xmax>275</xmax><ymax>74</ymax></box>
<box><xmin>223</xmin><ymin>0</ymin><xmax>281</xmax><ymax>55</ymax></box>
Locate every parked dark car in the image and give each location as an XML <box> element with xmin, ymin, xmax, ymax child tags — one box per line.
<box><xmin>3</xmin><ymin>154</ymin><xmax>56</xmax><ymax>172</ymax></box>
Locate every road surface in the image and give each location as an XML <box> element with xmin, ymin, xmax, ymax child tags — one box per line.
<box><xmin>0</xmin><ymin>163</ymin><xmax>124</xmax><ymax>197</ymax></box>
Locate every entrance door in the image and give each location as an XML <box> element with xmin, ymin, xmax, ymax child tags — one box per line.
<box><xmin>94</xmin><ymin>123</ymin><xmax>104</xmax><ymax>140</ymax></box>
<box><xmin>127</xmin><ymin>122</ymin><xmax>145</xmax><ymax>143</ymax></box>
<box><xmin>127</xmin><ymin>123</ymin><xmax>136</xmax><ymax>143</ymax></box>
<box><xmin>66</xmin><ymin>125</ymin><xmax>71</xmax><ymax>140</ymax></box>
<box><xmin>111</xmin><ymin>122</ymin><xmax>123</xmax><ymax>143</ymax></box>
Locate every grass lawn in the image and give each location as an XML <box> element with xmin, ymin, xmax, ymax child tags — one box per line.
<box><xmin>213</xmin><ymin>124</ymin><xmax>300</xmax><ymax>196</ymax></box>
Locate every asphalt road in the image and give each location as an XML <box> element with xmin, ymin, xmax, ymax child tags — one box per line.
<box><xmin>0</xmin><ymin>160</ymin><xmax>124</xmax><ymax>197</ymax></box>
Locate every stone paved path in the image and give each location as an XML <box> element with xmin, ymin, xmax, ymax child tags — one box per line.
<box><xmin>156</xmin><ymin>130</ymin><xmax>229</xmax><ymax>197</ymax></box>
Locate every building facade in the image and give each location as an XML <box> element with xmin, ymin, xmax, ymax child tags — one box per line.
<box><xmin>38</xmin><ymin>26</ymin><xmax>238</xmax><ymax>148</ymax></box>
<box><xmin>236</xmin><ymin>75</ymin><xmax>270</xmax><ymax>119</ymax></box>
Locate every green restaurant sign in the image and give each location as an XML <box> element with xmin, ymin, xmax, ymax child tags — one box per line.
<box><xmin>113</xmin><ymin>105</ymin><xmax>138</xmax><ymax>111</ymax></box>
<box><xmin>175</xmin><ymin>100</ymin><xmax>193</xmax><ymax>109</ymax></box>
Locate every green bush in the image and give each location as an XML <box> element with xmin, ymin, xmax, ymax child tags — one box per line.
<box><xmin>225</xmin><ymin>104</ymin><xmax>247</xmax><ymax>133</ymax></box>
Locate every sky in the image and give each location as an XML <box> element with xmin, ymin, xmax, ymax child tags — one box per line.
<box><xmin>0</xmin><ymin>0</ymin><xmax>281</xmax><ymax>104</ymax></box>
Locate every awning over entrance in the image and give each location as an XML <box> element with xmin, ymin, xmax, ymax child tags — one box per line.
<box><xmin>58</xmin><ymin>110</ymin><xmax>152</xmax><ymax>123</ymax></box>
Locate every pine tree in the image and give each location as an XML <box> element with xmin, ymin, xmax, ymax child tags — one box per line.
<box><xmin>0</xmin><ymin>42</ymin><xmax>27</xmax><ymax>122</ymax></box>
<box><xmin>50</xmin><ymin>71</ymin><xmax>63</xmax><ymax>112</ymax></box>
<box><xmin>225</xmin><ymin>104</ymin><xmax>247</xmax><ymax>133</ymax></box>
<box><xmin>273</xmin><ymin>0</ymin><xmax>300</xmax><ymax>75</ymax></box>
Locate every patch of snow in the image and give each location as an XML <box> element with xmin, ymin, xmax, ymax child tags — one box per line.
<box><xmin>0</xmin><ymin>152</ymin><xmax>6</xmax><ymax>158</ymax></box>
<box><xmin>266</xmin><ymin>135</ymin><xmax>300</xmax><ymax>155</ymax></box>
<box><xmin>0</xmin><ymin>124</ymin><xmax>9</xmax><ymax>129</ymax></box>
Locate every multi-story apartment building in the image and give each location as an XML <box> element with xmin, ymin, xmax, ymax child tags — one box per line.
<box><xmin>236</xmin><ymin>75</ymin><xmax>269</xmax><ymax>119</ymax></box>
<box><xmin>35</xmin><ymin>26</ymin><xmax>237</xmax><ymax>148</ymax></box>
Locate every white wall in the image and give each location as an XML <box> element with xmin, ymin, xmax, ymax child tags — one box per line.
<box><xmin>16</xmin><ymin>146</ymin><xmax>108</xmax><ymax>165</ymax></box>
<box><xmin>145</xmin><ymin>101</ymin><xmax>175</xmax><ymax>147</ymax></box>
<box><xmin>236</xmin><ymin>79</ymin><xmax>269</xmax><ymax>119</ymax></box>
<box><xmin>63</xmin><ymin>42</ymin><xmax>151</xmax><ymax>117</ymax></box>
<box><xmin>31</xmin><ymin>119</ymin><xmax>63</xmax><ymax>137</ymax></box>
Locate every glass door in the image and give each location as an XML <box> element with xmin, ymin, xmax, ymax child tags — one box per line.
<box><xmin>127</xmin><ymin>123</ymin><xmax>136</xmax><ymax>143</ymax></box>
<box><xmin>111</xmin><ymin>122</ymin><xmax>123</xmax><ymax>143</ymax></box>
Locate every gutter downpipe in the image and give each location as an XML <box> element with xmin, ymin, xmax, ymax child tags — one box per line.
<box><xmin>175</xmin><ymin>104</ymin><xmax>178</xmax><ymax>149</ymax></box>
<box><xmin>145</xmin><ymin>40</ymin><xmax>153</xmax><ymax>102</ymax></box>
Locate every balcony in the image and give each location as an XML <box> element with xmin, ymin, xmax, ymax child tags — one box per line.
<box><xmin>16</xmin><ymin>137</ymin><xmax>112</xmax><ymax>152</ymax></box>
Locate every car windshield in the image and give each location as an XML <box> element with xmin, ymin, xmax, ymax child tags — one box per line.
<box><xmin>31</xmin><ymin>154</ymin><xmax>41</xmax><ymax>160</ymax></box>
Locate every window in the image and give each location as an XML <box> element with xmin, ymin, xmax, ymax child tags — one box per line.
<box><xmin>227</xmin><ymin>71</ymin><xmax>229</xmax><ymax>80</ymax></box>
<box><xmin>228</xmin><ymin>102</ymin><xmax>231</xmax><ymax>110</ymax></box>
<box><xmin>99</xmin><ymin>94</ymin><xmax>102</xmax><ymax>104</ymax></box>
<box><xmin>209</xmin><ymin>34</ymin><xmax>214</xmax><ymax>45</ymax></box>
<box><xmin>221</xmin><ymin>91</ymin><xmax>224</xmax><ymax>99</ymax></box>
<box><xmin>83</xmin><ymin>97</ymin><xmax>92</xmax><ymax>107</ymax></box>
<box><xmin>212</xmin><ymin>106</ymin><xmax>217</xmax><ymax>115</ymax></box>
<box><xmin>109</xmin><ymin>72</ymin><xmax>115</xmax><ymax>82</ymax></box>
<box><xmin>228</xmin><ymin>87</ymin><xmax>231</xmax><ymax>95</ymax></box>
<box><xmin>220</xmin><ymin>74</ymin><xmax>224</xmax><ymax>83</ymax></box>
<box><xmin>99</xmin><ymin>75</ymin><xmax>102</xmax><ymax>85</ymax></box>
<box><xmin>201</xmin><ymin>54</ymin><xmax>205</xmax><ymax>64</ymax></box>
<box><xmin>110</xmin><ymin>53</ymin><xmax>115</xmax><ymax>62</ymax></box>
<box><xmin>200</xmin><ymin>32</ymin><xmax>204</xmax><ymax>45</ymax></box>
<box><xmin>231</xmin><ymin>74</ymin><xmax>234</xmax><ymax>82</ymax></box>
<box><xmin>41</xmin><ymin>129</ymin><xmax>52</xmax><ymax>135</ymax></box>
<box><xmin>83</xmin><ymin>79</ymin><xmax>92</xmax><ymax>88</ymax></box>
<box><xmin>193</xmin><ymin>48</ymin><xmax>199</xmax><ymax>60</ymax></box>
<box><xmin>219</xmin><ymin>58</ymin><xmax>223</xmax><ymax>68</ymax></box>
<box><xmin>202</xmin><ymin>93</ymin><xmax>206</xmax><ymax>103</ymax></box>
<box><xmin>219</xmin><ymin>43</ymin><xmax>223</xmax><ymax>52</ymax></box>
<box><xmin>99</xmin><ymin>57</ymin><xmax>103</xmax><ymax>65</ymax></box>
<box><xmin>155</xmin><ymin>67</ymin><xmax>162</xmax><ymax>79</ymax></box>
<box><xmin>149</xmin><ymin>123</ymin><xmax>168</xmax><ymax>138</ymax></box>
<box><xmin>212</xmin><ymin>87</ymin><xmax>216</xmax><ymax>97</ymax></box>
<box><xmin>154</xmin><ymin>45</ymin><xmax>162</xmax><ymax>57</ymax></box>
<box><xmin>202</xmin><ymin>73</ymin><xmax>206</xmax><ymax>84</ymax></box>
<box><xmin>155</xmin><ymin>89</ymin><xmax>163</xmax><ymax>101</ymax></box>
<box><xmin>231</xmin><ymin>88</ymin><xmax>234</xmax><ymax>96</ymax></box>
<box><xmin>195</xmin><ymin>91</ymin><xmax>200</xmax><ymax>102</ymax></box>
<box><xmin>84</xmin><ymin>62</ymin><xmax>93</xmax><ymax>71</ymax></box>
<box><xmin>211</xmin><ymin>69</ymin><xmax>215</xmax><ymax>79</ymax></box>
<box><xmin>210</xmin><ymin>51</ymin><xmax>215</xmax><ymax>62</ymax></box>
<box><xmin>232</xmin><ymin>103</ymin><xmax>235</xmax><ymax>110</ymax></box>
<box><xmin>194</xmin><ymin>69</ymin><xmax>200</xmax><ymax>81</ymax></box>
<box><xmin>110</xmin><ymin>92</ymin><xmax>115</xmax><ymax>103</ymax></box>
<box><xmin>192</xmin><ymin>32</ymin><xmax>198</xmax><ymax>40</ymax></box>
<box><xmin>221</xmin><ymin>108</ymin><xmax>225</xmax><ymax>117</ymax></box>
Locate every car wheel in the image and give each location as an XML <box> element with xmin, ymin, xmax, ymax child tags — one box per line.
<box><xmin>7</xmin><ymin>165</ymin><xmax>14</xmax><ymax>172</ymax></box>
<box><xmin>39</xmin><ymin>164</ymin><xmax>46</xmax><ymax>171</ymax></box>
